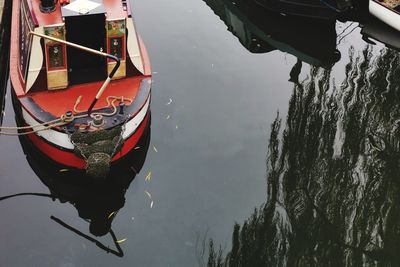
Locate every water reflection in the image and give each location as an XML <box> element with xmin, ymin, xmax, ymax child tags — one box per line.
<box><xmin>208</xmin><ymin>46</ymin><xmax>400</xmax><ymax>266</ymax></box>
<box><xmin>361</xmin><ymin>18</ymin><xmax>400</xmax><ymax>52</ymax></box>
<box><xmin>203</xmin><ymin>0</ymin><xmax>340</xmax><ymax>67</ymax></box>
<box><xmin>0</xmin><ymin>120</ymin><xmax>150</xmax><ymax>256</ymax></box>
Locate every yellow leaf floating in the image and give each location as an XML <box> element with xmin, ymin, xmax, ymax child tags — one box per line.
<box><xmin>108</xmin><ymin>211</ymin><xmax>115</xmax><ymax>219</ymax></box>
<box><xmin>59</xmin><ymin>169</ymin><xmax>69</xmax><ymax>172</ymax></box>
<box><xmin>144</xmin><ymin>190</ymin><xmax>152</xmax><ymax>199</ymax></box>
<box><xmin>117</xmin><ymin>238</ymin><xmax>127</xmax><ymax>244</ymax></box>
<box><xmin>153</xmin><ymin>146</ymin><xmax>158</xmax><ymax>153</ymax></box>
<box><xmin>145</xmin><ymin>171</ymin><xmax>152</xmax><ymax>181</ymax></box>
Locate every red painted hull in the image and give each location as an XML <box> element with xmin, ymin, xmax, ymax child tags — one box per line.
<box><xmin>22</xmin><ymin>112</ymin><xmax>151</xmax><ymax>169</ymax></box>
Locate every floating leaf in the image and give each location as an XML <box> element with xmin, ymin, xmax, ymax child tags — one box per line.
<box><xmin>108</xmin><ymin>211</ymin><xmax>115</xmax><ymax>219</ymax></box>
<box><xmin>153</xmin><ymin>146</ymin><xmax>158</xmax><ymax>153</ymax></box>
<box><xmin>145</xmin><ymin>171</ymin><xmax>152</xmax><ymax>181</ymax></box>
<box><xmin>145</xmin><ymin>190</ymin><xmax>152</xmax><ymax>199</ymax></box>
<box><xmin>165</xmin><ymin>114</ymin><xmax>171</xmax><ymax>120</ymax></box>
<box><xmin>59</xmin><ymin>169</ymin><xmax>69</xmax><ymax>172</ymax></box>
<box><xmin>175</xmin><ymin>125</ymin><xmax>179</xmax><ymax>129</ymax></box>
<box><xmin>117</xmin><ymin>238</ymin><xmax>127</xmax><ymax>244</ymax></box>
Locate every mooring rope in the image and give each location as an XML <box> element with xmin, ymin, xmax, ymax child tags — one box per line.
<box><xmin>0</xmin><ymin>95</ymin><xmax>131</xmax><ymax>136</ymax></box>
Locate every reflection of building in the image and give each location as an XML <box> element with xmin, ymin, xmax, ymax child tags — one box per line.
<box><xmin>204</xmin><ymin>0</ymin><xmax>340</xmax><ymax>67</ymax></box>
<box><xmin>209</xmin><ymin>47</ymin><xmax>400</xmax><ymax>266</ymax></box>
<box><xmin>18</xmin><ymin>118</ymin><xmax>150</xmax><ymax>238</ymax></box>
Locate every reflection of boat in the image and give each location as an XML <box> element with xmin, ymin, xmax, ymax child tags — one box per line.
<box><xmin>361</xmin><ymin>17</ymin><xmax>400</xmax><ymax>50</ymax></box>
<box><xmin>18</xmin><ymin>117</ymin><xmax>150</xmax><ymax>239</ymax></box>
<box><xmin>9</xmin><ymin>0</ymin><xmax>151</xmax><ymax>177</ymax></box>
<box><xmin>0</xmin><ymin>0</ymin><xmax>11</xmax><ymax>125</ymax></box>
<box><xmin>204</xmin><ymin>0</ymin><xmax>340</xmax><ymax>67</ymax></box>
<box><xmin>369</xmin><ymin>0</ymin><xmax>400</xmax><ymax>31</ymax></box>
<box><xmin>254</xmin><ymin>0</ymin><xmax>336</xmax><ymax>20</ymax></box>
<box><xmin>320</xmin><ymin>0</ymin><xmax>354</xmax><ymax>12</ymax></box>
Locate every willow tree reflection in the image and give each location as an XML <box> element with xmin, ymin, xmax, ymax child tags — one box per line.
<box><xmin>209</xmin><ymin>46</ymin><xmax>400</xmax><ymax>266</ymax></box>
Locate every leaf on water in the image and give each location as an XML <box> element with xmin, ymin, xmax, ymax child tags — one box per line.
<box><xmin>117</xmin><ymin>238</ymin><xmax>127</xmax><ymax>244</ymax></box>
<box><xmin>175</xmin><ymin>125</ymin><xmax>179</xmax><ymax>129</ymax></box>
<box><xmin>145</xmin><ymin>190</ymin><xmax>152</xmax><ymax>199</ymax></box>
<box><xmin>166</xmin><ymin>98</ymin><xmax>173</xmax><ymax>105</ymax></box>
<box><xmin>145</xmin><ymin>171</ymin><xmax>152</xmax><ymax>181</ymax></box>
<box><xmin>165</xmin><ymin>114</ymin><xmax>171</xmax><ymax>120</ymax></box>
<box><xmin>153</xmin><ymin>146</ymin><xmax>158</xmax><ymax>153</ymax></box>
<box><xmin>108</xmin><ymin>211</ymin><xmax>115</xmax><ymax>219</ymax></box>
<box><xmin>150</xmin><ymin>201</ymin><xmax>154</xmax><ymax>208</ymax></box>
<box><xmin>59</xmin><ymin>169</ymin><xmax>69</xmax><ymax>172</ymax></box>
<box><xmin>134</xmin><ymin>146</ymin><xmax>141</xmax><ymax>150</ymax></box>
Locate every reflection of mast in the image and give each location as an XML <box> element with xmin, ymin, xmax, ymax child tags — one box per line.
<box><xmin>208</xmin><ymin>47</ymin><xmax>400</xmax><ymax>266</ymax></box>
<box><xmin>203</xmin><ymin>0</ymin><xmax>341</xmax><ymax>67</ymax></box>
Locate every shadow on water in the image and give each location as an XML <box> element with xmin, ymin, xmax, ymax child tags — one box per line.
<box><xmin>203</xmin><ymin>0</ymin><xmax>341</xmax><ymax>68</ymax></box>
<box><xmin>0</xmin><ymin>0</ymin><xmax>12</xmax><ymax>125</ymax></box>
<box><xmin>208</xmin><ymin>46</ymin><xmax>400</xmax><ymax>266</ymax></box>
<box><xmin>0</xmin><ymin>120</ymin><xmax>151</xmax><ymax>257</ymax></box>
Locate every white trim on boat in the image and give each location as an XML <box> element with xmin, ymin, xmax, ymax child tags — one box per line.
<box><xmin>21</xmin><ymin>95</ymin><xmax>150</xmax><ymax>149</ymax></box>
<box><xmin>26</xmin><ymin>27</ymin><xmax>44</xmax><ymax>92</ymax></box>
<box><xmin>22</xmin><ymin>108</ymin><xmax>75</xmax><ymax>149</ymax></box>
<box><xmin>122</xmin><ymin>95</ymin><xmax>150</xmax><ymax>139</ymax></box>
<box><xmin>127</xmin><ymin>18</ymin><xmax>144</xmax><ymax>74</ymax></box>
<box><xmin>370</xmin><ymin>0</ymin><xmax>400</xmax><ymax>31</ymax></box>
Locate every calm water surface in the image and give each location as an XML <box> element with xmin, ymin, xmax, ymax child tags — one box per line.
<box><xmin>1</xmin><ymin>0</ymin><xmax>399</xmax><ymax>266</ymax></box>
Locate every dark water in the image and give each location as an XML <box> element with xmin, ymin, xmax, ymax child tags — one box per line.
<box><xmin>1</xmin><ymin>0</ymin><xmax>400</xmax><ymax>266</ymax></box>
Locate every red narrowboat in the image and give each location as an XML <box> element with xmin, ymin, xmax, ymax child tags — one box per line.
<box><xmin>9</xmin><ymin>0</ymin><xmax>151</xmax><ymax>177</ymax></box>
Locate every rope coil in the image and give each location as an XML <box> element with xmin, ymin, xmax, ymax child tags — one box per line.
<box><xmin>0</xmin><ymin>95</ymin><xmax>131</xmax><ymax>136</ymax></box>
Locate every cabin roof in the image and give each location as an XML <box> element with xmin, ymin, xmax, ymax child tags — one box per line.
<box><xmin>29</xmin><ymin>0</ymin><xmax>128</xmax><ymax>27</ymax></box>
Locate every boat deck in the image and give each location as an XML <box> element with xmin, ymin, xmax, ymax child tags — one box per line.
<box><xmin>30</xmin><ymin>0</ymin><xmax>128</xmax><ymax>27</ymax></box>
<box><xmin>23</xmin><ymin>76</ymin><xmax>144</xmax><ymax>117</ymax></box>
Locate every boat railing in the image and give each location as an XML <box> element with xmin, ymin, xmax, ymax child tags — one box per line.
<box><xmin>29</xmin><ymin>31</ymin><xmax>121</xmax><ymax>114</ymax></box>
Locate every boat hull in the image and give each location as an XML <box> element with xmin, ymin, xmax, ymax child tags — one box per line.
<box><xmin>12</xmin><ymin>88</ymin><xmax>151</xmax><ymax>170</ymax></box>
<box><xmin>369</xmin><ymin>0</ymin><xmax>400</xmax><ymax>31</ymax></box>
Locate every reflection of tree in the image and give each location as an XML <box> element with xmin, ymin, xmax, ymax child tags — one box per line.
<box><xmin>209</xmin><ymin>46</ymin><xmax>400</xmax><ymax>266</ymax></box>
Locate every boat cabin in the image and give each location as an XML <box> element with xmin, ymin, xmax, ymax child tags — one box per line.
<box><xmin>15</xmin><ymin>0</ymin><xmax>147</xmax><ymax>95</ymax></box>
